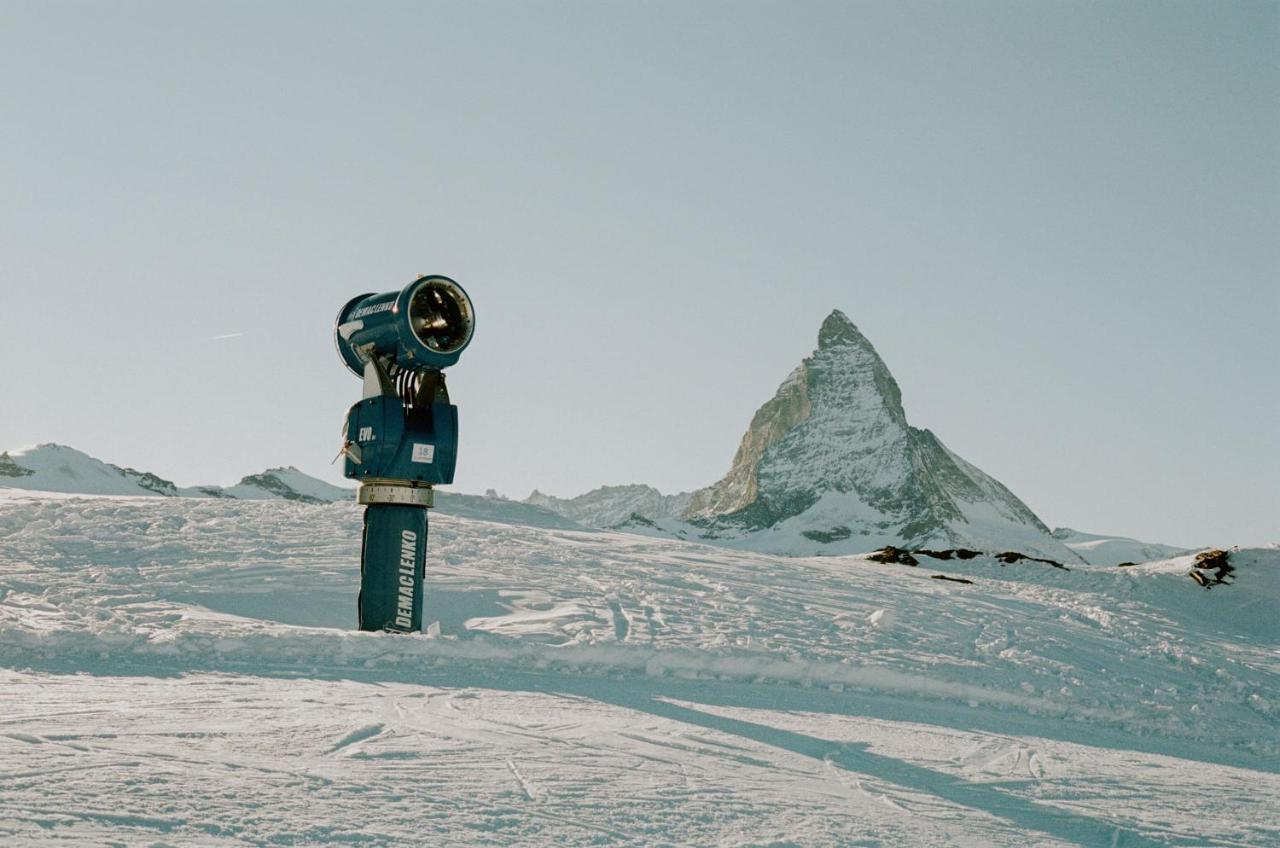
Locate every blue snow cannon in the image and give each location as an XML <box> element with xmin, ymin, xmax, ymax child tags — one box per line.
<box><xmin>334</xmin><ymin>274</ymin><xmax>474</xmax><ymax>634</ymax></box>
<box><xmin>335</xmin><ymin>274</ymin><xmax>475</xmax><ymax>375</ymax></box>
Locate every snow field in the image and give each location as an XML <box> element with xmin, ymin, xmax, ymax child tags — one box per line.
<box><xmin>0</xmin><ymin>495</ymin><xmax>1276</xmax><ymax>845</ymax></box>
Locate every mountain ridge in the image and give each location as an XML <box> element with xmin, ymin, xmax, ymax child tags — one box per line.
<box><xmin>0</xmin><ymin>443</ymin><xmax>584</xmax><ymax>530</ymax></box>
<box><xmin>528</xmin><ymin>310</ymin><xmax>1082</xmax><ymax>562</ymax></box>
<box><xmin>0</xmin><ymin>444</ymin><xmax>351</xmax><ymax>503</ymax></box>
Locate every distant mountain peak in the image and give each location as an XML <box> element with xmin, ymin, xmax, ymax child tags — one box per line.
<box><xmin>817</xmin><ymin>309</ymin><xmax>866</xmax><ymax>349</ymax></box>
<box><xmin>0</xmin><ymin>443</ymin><xmax>352</xmax><ymax>504</ymax></box>
<box><xmin>228</xmin><ymin>467</ymin><xmax>350</xmax><ymax>504</ymax></box>
<box><xmin>520</xmin><ymin>311</ymin><xmax>1077</xmax><ymax>561</ymax></box>
<box><xmin>681</xmin><ymin>310</ymin><xmax>1078</xmax><ymax>560</ymax></box>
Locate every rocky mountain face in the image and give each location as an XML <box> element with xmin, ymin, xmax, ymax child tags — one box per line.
<box><xmin>0</xmin><ymin>452</ymin><xmax>34</xmax><ymax>478</ymax></box>
<box><xmin>684</xmin><ymin>311</ymin><xmax>1078</xmax><ymax>560</ymax></box>
<box><xmin>529</xmin><ymin>311</ymin><xmax>1081</xmax><ymax>562</ymax></box>
<box><xmin>220</xmin><ymin>467</ymin><xmax>352</xmax><ymax>504</ymax></box>
<box><xmin>117</xmin><ymin>467</ymin><xmax>180</xmax><ymax>496</ymax></box>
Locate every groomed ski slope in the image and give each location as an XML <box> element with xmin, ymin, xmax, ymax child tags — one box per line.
<box><xmin>0</xmin><ymin>494</ymin><xmax>1276</xmax><ymax>846</ymax></box>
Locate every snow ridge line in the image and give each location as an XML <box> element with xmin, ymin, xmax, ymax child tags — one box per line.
<box><xmin>0</xmin><ymin>620</ymin><xmax>1116</xmax><ymax>722</ymax></box>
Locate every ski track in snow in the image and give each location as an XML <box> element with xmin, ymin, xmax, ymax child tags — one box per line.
<box><xmin>0</xmin><ymin>495</ymin><xmax>1277</xmax><ymax>846</ymax></box>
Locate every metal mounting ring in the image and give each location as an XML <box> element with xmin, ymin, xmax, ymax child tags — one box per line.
<box><xmin>357</xmin><ymin>480</ymin><xmax>434</xmax><ymax>508</ymax></box>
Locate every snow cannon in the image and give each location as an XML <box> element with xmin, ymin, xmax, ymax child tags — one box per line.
<box><xmin>335</xmin><ymin>275</ymin><xmax>474</xmax><ymax>374</ymax></box>
<box><xmin>334</xmin><ymin>274</ymin><xmax>474</xmax><ymax>633</ymax></box>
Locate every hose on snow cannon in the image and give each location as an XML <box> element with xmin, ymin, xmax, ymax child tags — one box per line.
<box><xmin>334</xmin><ymin>274</ymin><xmax>475</xmax><ymax>633</ymax></box>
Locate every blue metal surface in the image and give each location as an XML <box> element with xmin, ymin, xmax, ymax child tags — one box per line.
<box><xmin>335</xmin><ymin>274</ymin><xmax>473</xmax><ymax>634</ymax></box>
<box><xmin>359</xmin><ymin>505</ymin><xmax>427</xmax><ymax>632</ymax></box>
<box><xmin>335</xmin><ymin>275</ymin><xmax>474</xmax><ymax>374</ymax></box>
<box><xmin>342</xmin><ymin>395</ymin><xmax>458</xmax><ymax>485</ymax></box>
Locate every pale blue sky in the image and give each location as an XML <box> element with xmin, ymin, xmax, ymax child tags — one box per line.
<box><xmin>2</xmin><ymin>1</ymin><xmax>1276</xmax><ymax>547</ymax></box>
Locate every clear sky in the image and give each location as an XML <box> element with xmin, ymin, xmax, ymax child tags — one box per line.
<box><xmin>2</xmin><ymin>1</ymin><xmax>1276</xmax><ymax>548</ymax></box>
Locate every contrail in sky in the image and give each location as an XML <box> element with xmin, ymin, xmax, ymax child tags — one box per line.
<box><xmin>210</xmin><ymin>333</ymin><xmax>245</xmax><ymax>341</ymax></box>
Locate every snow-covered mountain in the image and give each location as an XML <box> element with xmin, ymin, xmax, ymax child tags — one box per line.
<box><xmin>683</xmin><ymin>311</ymin><xmax>1077</xmax><ymax>560</ymax></box>
<box><xmin>529</xmin><ymin>311</ymin><xmax>1080</xmax><ymax>562</ymax></box>
<box><xmin>217</xmin><ymin>467</ymin><xmax>353</xmax><ymax>504</ymax></box>
<box><xmin>1051</xmin><ymin>527</ymin><xmax>1192</xmax><ymax>566</ymax></box>
<box><xmin>435</xmin><ymin>490</ymin><xmax>587</xmax><ymax>530</ymax></box>
<box><xmin>0</xmin><ymin>444</ymin><xmax>350</xmax><ymax>504</ymax></box>
<box><xmin>0</xmin><ymin>443</ymin><xmax>582</xmax><ymax>529</ymax></box>
<box><xmin>526</xmin><ymin>484</ymin><xmax>693</xmax><ymax>528</ymax></box>
<box><xmin>0</xmin><ymin>444</ymin><xmax>180</xmax><ymax>497</ymax></box>
<box><xmin>1</xmin><ymin>493</ymin><xmax>1276</xmax><ymax>845</ymax></box>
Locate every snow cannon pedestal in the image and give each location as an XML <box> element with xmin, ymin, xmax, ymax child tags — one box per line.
<box><xmin>338</xmin><ymin>367</ymin><xmax>457</xmax><ymax>635</ymax></box>
<box><xmin>356</xmin><ymin>482</ymin><xmax>433</xmax><ymax>632</ymax></box>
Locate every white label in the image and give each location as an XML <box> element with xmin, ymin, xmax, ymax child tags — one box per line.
<box><xmin>350</xmin><ymin>302</ymin><xmax>395</xmax><ymax>319</ymax></box>
<box><xmin>358</xmin><ymin>426</ymin><xmax>374</xmax><ymax>442</ymax></box>
<box><xmin>412</xmin><ymin>443</ymin><xmax>436</xmax><ymax>464</ymax></box>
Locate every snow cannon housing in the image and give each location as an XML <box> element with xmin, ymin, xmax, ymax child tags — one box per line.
<box><xmin>335</xmin><ymin>275</ymin><xmax>474</xmax><ymax>375</ymax></box>
<box><xmin>333</xmin><ymin>274</ymin><xmax>473</xmax><ymax>489</ymax></box>
<box><xmin>341</xmin><ymin>388</ymin><xmax>458</xmax><ymax>485</ymax></box>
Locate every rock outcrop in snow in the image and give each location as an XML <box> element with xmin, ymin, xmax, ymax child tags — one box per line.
<box><xmin>0</xmin><ymin>452</ymin><xmax>33</xmax><ymax>478</ymax></box>
<box><xmin>218</xmin><ymin>467</ymin><xmax>352</xmax><ymax>504</ymax></box>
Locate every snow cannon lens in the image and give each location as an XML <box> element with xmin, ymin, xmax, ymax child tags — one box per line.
<box><xmin>408</xmin><ymin>278</ymin><xmax>472</xmax><ymax>354</ymax></box>
<box><xmin>335</xmin><ymin>275</ymin><xmax>475</xmax><ymax>376</ymax></box>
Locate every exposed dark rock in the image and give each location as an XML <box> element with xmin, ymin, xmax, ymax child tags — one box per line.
<box><xmin>111</xmin><ymin>465</ymin><xmax>178</xmax><ymax>497</ymax></box>
<box><xmin>995</xmin><ymin>551</ymin><xmax>1069</xmax><ymax>571</ymax></box>
<box><xmin>1116</xmin><ymin>562</ymin><xmax>1139</xmax><ymax>568</ymax></box>
<box><xmin>1188</xmin><ymin>549</ymin><xmax>1234</xmax><ymax>588</ymax></box>
<box><xmin>1194</xmin><ymin>548</ymin><xmax>1230</xmax><ymax>569</ymax></box>
<box><xmin>802</xmin><ymin>526</ymin><xmax>852</xmax><ymax>543</ymax></box>
<box><xmin>0</xmin><ymin>452</ymin><xmax>34</xmax><ymax>478</ymax></box>
<box><xmin>915</xmin><ymin>548</ymin><xmax>983</xmax><ymax>561</ymax></box>
<box><xmin>867</xmin><ymin>546</ymin><xmax>918</xmax><ymax>566</ymax></box>
<box><xmin>236</xmin><ymin>473</ymin><xmax>324</xmax><ymax>505</ymax></box>
<box><xmin>930</xmin><ymin>574</ymin><xmax>974</xmax><ymax>585</ymax></box>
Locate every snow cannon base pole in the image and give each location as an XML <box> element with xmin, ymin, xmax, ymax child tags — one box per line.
<box><xmin>356</xmin><ymin>481</ymin><xmax>433</xmax><ymax>633</ymax></box>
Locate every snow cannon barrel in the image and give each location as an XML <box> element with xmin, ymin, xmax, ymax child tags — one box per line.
<box><xmin>335</xmin><ymin>275</ymin><xmax>475</xmax><ymax>376</ymax></box>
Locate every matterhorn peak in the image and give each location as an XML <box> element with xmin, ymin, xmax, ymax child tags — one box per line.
<box><xmin>516</xmin><ymin>312</ymin><xmax>1079</xmax><ymax>562</ymax></box>
<box><xmin>682</xmin><ymin>312</ymin><xmax>1079</xmax><ymax>561</ymax></box>
<box><xmin>817</xmin><ymin>309</ymin><xmax>869</xmax><ymax>349</ymax></box>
